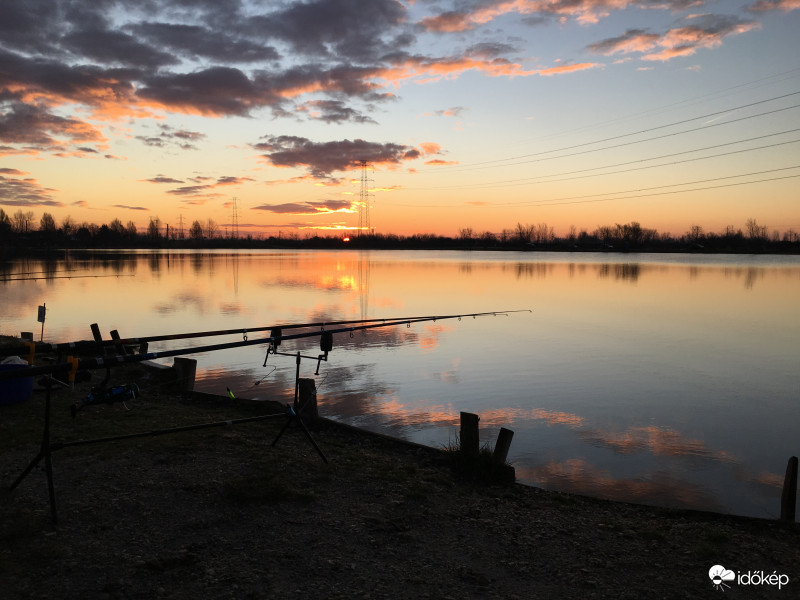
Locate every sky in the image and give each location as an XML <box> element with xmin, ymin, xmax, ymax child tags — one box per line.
<box><xmin>0</xmin><ymin>0</ymin><xmax>798</xmax><ymax>238</ymax></box>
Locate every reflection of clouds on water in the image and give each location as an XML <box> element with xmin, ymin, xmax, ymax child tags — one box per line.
<box><xmin>502</xmin><ymin>406</ymin><xmax>737</xmax><ymax>463</ymax></box>
<box><xmin>577</xmin><ymin>425</ymin><xmax>737</xmax><ymax>462</ymax></box>
<box><xmin>511</xmin><ymin>407</ymin><xmax>785</xmax><ymax>516</ymax></box>
<box><xmin>219</xmin><ymin>303</ymin><xmax>242</xmax><ymax>315</ymax></box>
<box><xmin>515</xmin><ymin>459</ymin><xmax>727</xmax><ymax>513</ymax></box>
<box><xmin>152</xmin><ymin>291</ymin><xmax>209</xmax><ymax>315</ymax></box>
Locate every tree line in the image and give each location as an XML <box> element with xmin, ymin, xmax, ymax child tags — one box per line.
<box><xmin>1</xmin><ymin>208</ymin><xmax>798</xmax><ymax>254</ymax></box>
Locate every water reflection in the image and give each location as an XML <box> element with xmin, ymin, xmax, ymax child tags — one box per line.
<box><xmin>1</xmin><ymin>250</ymin><xmax>799</xmax><ymax>518</ymax></box>
<box><xmin>515</xmin><ymin>459</ymin><xmax>728</xmax><ymax>513</ymax></box>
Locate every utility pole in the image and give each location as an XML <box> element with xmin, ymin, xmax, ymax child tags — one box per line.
<box><xmin>231</xmin><ymin>197</ymin><xmax>240</xmax><ymax>240</ymax></box>
<box><xmin>358</xmin><ymin>161</ymin><xmax>373</xmax><ymax>237</ymax></box>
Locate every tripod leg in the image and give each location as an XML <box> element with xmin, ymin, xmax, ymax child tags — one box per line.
<box><xmin>8</xmin><ymin>451</ymin><xmax>45</xmax><ymax>492</ymax></box>
<box><xmin>294</xmin><ymin>415</ymin><xmax>329</xmax><ymax>464</ymax></box>
<box><xmin>44</xmin><ymin>449</ymin><xmax>58</xmax><ymax>526</ymax></box>
<box><xmin>270</xmin><ymin>405</ymin><xmax>294</xmax><ymax>447</ymax></box>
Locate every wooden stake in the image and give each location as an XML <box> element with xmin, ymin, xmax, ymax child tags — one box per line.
<box><xmin>781</xmin><ymin>456</ymin><xmax>797</xmax><ymax>522</ymax></box>
<box><xmin>173</xmin><ymin>357</ymin><xmax>197</xmax><ymax>394</ymax></box>
<box><xmin>493</xmin><ymin>427</ymin><xmax>514</xmax><ymax>464</ymax></box>
<box><xmin>460</xmin><ymin>412</ymin><xmax>480</xmax><ymax>457</ymax></box>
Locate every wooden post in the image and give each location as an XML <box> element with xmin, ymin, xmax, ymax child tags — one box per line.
<box><xmin>90</xmin><ymin>323</ymin><xmax>103</xmax><ymax>342</ymax></box>
<box><xmin>493</xmin><ymin>427</ymin><xmax>514</xmax><ymax>464</ymax></box>
<box><xmin>780</xmin><ymin>456</ymin><xmax>797</xmax><ymax>522</ymax></box>
<box><xmin>173</xmin><ymin>357</ymin><xmax>197</xmax><ymax>394</ymax></box>
<box><xmin>460</xmin><ymin>412</ymin><xmax>480</xmax><ymax>457</ymax></box>
<box><xmin>297</xmin><ymin>378</ymin><xmax>318</xmax><ymax>419</ymax></box>
<box><xmin>110</xmin><ymin>330</ymin><xmax>129</xmax><ymax>355</ymax></box>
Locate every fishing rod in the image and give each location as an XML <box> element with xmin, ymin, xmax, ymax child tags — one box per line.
<box><xmin>0</xmin><ymin>268</ymin><xmax>83</xmax><ymax>276</ymax></box>
<box><xmin>0</xmin><ymin>311</ymin><xmax>525</xmax><ymax>357</ymax></box>
<box><xmin>0</xmin><ymin>274</ymin><xmax>135</xmax><ymax>282</ymax></box>
<box><xmin>0</xmin><ymin>310</ymin><xmax>531</xmax><ymax>382</ymax></box>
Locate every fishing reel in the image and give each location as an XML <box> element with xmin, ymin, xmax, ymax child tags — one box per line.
<box><xmin>70</xmin><ymin>383</ymin><xmax>140</xmax><ymax>418</ymax></box>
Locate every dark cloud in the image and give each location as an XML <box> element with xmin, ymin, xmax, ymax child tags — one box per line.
<box><xmin>252</xmin><ymin>199</ymin><xmax>354</xmax><ymax>214</ymax></box>
<box><xmin>247</xmin><ymin>0</ymin><xmax>409</xmax><ymax>61</ymax></box>
<box><xmin>295</xmin><ymin>100</ymin><xmax>377</xmax><ymax>124</ymax></box>
<box><xmin>112</xmin><ymin>204</ymin><xmax>149</xmax><ymax>211</ymax></box>
<box><xmin>466</xmin><ymin>42</ymin><xmax>520</xmax><ymax>59</ymax></box>
<box><xmin>143</xmin><ymin>176</ymin><xmax>186</xmax><ymax>184</ymax></box>
<box><xmin>135</xmin><ymin>124</ymin><xmax>206</xmax><ymax>149</ymax></box>
<box><xmin>136</xmin><ymin>136</ymin><xmax>166</xmax><ymax>147</ymax></box>
<box><xmin>130</xmin><ymin>22</ymin><xmax>281</xmax><ymax>63</ymax></box>
<box><xmin>0</xmin><ymin>48</ymin><xmax>139</xmax><ymax>111</ymax></box>
<box><xmin>61</xmin><ymin>27</ymin><xmax>178</xmax><ymax>68</ymax></box>
<box><xmin>167</xmin><ymin>184</ymin><xmax>216</xmax><ymax>196</ymax></box>
<box><xmin>0</xmin><ymin>173</ymin><xmax>60</xmax><ymax>207</ymax></box>
<box><xmin>216</xmin><ymin>176</ymin><xmax>255</xmax><ymax>185</ymax></box>
<box><xmin>254</xmin><ymin>135</ymin><xmax>419</xmax><ymax>178</ymax></box>
<box><xmin>0</xmin><ymin>100</ymin><xmax>106</xmax><ymax>154</ymax></box>
<box><xmin>137</xmin><ymin>67</ymin><xmax>265</xmax><ymax>116</ymax></box>
<box><xmin>586</xmin><ymin>29</ymin><xmax>661</xmax><ymax>56</ymax></box>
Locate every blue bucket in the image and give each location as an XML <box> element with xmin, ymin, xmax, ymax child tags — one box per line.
<box><xmin>0</xmin><ymin>363</ymin><xmax>34</xmax><ymax>405</ymax></box>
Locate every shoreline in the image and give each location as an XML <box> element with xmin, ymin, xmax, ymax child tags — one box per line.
<box><xmin>1</xmin><ymin>367</ymin><xmax>798</xmax><ymax>599</ymax></box>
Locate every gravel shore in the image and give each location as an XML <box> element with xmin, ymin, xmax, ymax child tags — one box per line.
<box><xmin>1</xmin><ymin>366</ymin><xmax>798</xmax><ymax>599</ymax></box>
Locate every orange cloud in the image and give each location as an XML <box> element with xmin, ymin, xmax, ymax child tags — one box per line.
<box><xmin>748</xmin><ymin>0</ymin><xmax>800</xmax><ymax>11</ymax></box>
<box><xmin>377</xmin><ymin>56</ymin><xmax>538</xmax><ymax>87</ymax></box>
<box><xmin>537</xmin><ymin>62</ymin><xmax>603</xmax><ymax>75</ymax></box>
<box><xmin>643</xmin><ymin>17</ymin><xmax>761</xmax><ymax>61</ymax></box>
<box><xmin>420</xmin><ymin>0</ymin><xmax>636</xmax><ymax>32</ymax></box>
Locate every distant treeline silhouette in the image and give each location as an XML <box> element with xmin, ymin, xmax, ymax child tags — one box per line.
<box><xmin>1</xmin><ymin>208</ymin><xmax>798</xmax><ymax>255</ymax></box>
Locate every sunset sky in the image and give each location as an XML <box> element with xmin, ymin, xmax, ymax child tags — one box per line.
<box><xmin>1</xmin><ymin>0</ymin><xmax>798</xmax><ymax>238</ymax></box>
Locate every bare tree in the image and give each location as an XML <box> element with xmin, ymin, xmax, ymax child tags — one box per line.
<box><xmin>206</xmin><ymin>218</ymin><xmax>218</xmax><ymax>239</ymax></box>
<box><xmin>688</xmin><ymin>225</ymin><xmax>704</xmax><ymax>242</ymax></box>
<box><xmin>61</xmin><ymin>215</ymin><xmax>75</xmax><ymax>236</ymax></box>
<box><xmin>11</xmin><ymin>210</ymin><xmax>34</xmax><ymax>233</ymax></box>
<box><xmin>567</xmin><ymin>225</ymin><xmax>577</xmax><ymax>243</ymax></box>
<box><xmin>515</xmin><ymin>222</ymin><xmax>533</xmax><ymax>244</ymax></box>
<box><xmin>745</xmin><ymin>218</ymin><xmax>767</xmax><ymax>240</ymax></box>
<box><xmin>147</xmin><ymin>217</ymin><xmax>161</xmax><ymax>240</ymax></box>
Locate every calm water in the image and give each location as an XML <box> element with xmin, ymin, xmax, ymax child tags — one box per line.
<box><xmin>2</xmin><ymin>250</ymin><xmax>799</xmax><ymax>518</ymax></box>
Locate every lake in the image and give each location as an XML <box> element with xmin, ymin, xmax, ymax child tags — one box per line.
<box><xmin>2</xmin><ymin>249</ymin><xmax>799</xmax><ymax>518</ymax></box>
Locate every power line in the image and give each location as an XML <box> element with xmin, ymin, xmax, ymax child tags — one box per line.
<box><xmin>490</xmin><ymin>67</ymin><xmax>800</xmax><ymax>154</ymax></box>
<box><xmin>462</xmin><ymin>132</ymin><xmax>800</xmax><ymax>189</ymax></box>
<box><xmin>433</xmin><ymin>99</ymin><xmax>800</xmax><ymax>174</ymax></box>
<box><xmin>523</xmin><ymin>173</ymin><xmax>800</xmax><ymax>208</ymax></box>
<box><xmin>405</xmin><ymin>130</ymin><xmax>800</xmax><ymax>191</ymax></box>
<box><xmin>386</xmin><ymin>165</ymin><xmax>800</xmax><ymax>209</ymax></box>
<box><xmin>486</xmin><ymin>166</ymin><xmax>800</xmax><ymax>207</ymax></box>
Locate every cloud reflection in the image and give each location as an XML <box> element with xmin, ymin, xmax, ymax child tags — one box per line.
<box><xmin>515</xmin><ymin>459</ymin><xmax>727</xmax><ymax>513</ymax></box>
